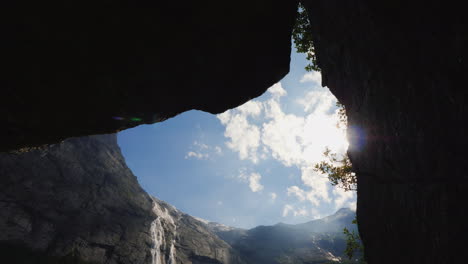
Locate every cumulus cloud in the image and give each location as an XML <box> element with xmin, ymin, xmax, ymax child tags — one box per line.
<box><xmin>287</xmin><ymin>186</ymin><xmax>307</xmax><ymax>201</ymax></box>
<box><xmin>299</xmin><ymin>166</ymin><xmax>331</xmax><ymax>206</ymax></box>
<box><xmin>249</xmin><ymin>173</ymin><xmax>264</xmax><ymax>192</ymax></box>
<box><xmin>282</xmin><ymin>204</ymin><xmax>308</xmax><ymax>217</ymax></box>
<box><xmin>237</xmin><ymin>100</ymin><xmax>263</xmax><ymax>117</ymax></box>
<box><xmin>300</xmin><ymin>71</ymin><xmax>322</xmax><ymax>84</ymax></box>
<box><xmin>218</xmin><ymin>112</ymin><xmax>261</xmax><ymax>163</ymax></box>
<box><xmin>239</xmin><ymin>170</ymin><xmax>264</xmax><ymax>193</ymax></box>
<box><xmin>261</xmin><ymin>111</ymin><xmax>305</xmax><ymax>166</ymax></box>
<box><xmin>218</xmin><ymin>80</ymin><xmax>355</xmax><ymax>215</ymax></box>
<box><xmin>297</xmin><ymin>89</ymin><xmax>336</xmax><ymax>113</ymax></box>
<box><xmin>332</xmin><ymin>187</ymin><xmax>356</xmax><ymax>210</ymax></box>
<box><xmin>268</xmin><ymin>83</ymin><xmax>287</xmax><ymax>98</ymax></box>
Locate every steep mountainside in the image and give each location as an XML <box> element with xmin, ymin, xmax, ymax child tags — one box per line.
<box><xmin>149</xmin><ymin>197</ymin><xmax>246</xmax><ymax>264</ymax></box>
<box><xmin>0</xmin><ymin>134</ymin><xmax>245</xmax><ymax>264</ymax></box>
<box><xmin>207</xmin><ymin>208</ymin><xmax>357</xmax><ymax>264</ymax></box>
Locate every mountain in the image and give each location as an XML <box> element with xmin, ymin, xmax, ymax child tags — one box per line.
<box><xmin>148</xmin><ymin>196</ymin><xmax>246</xmax><ymax>264</ymax></box>
<box><xmin>204</xmin><ymin>209</ymin><xmax>357</xmax><ymax>264</ymax></box>
<box><xmin>0</xmin><ymin>134</ymin><xmax>245</xmax><ymax>264</ymax></box>
<box><xmin>0</xmin><ymin>134</ymin><xmax>357</xmax><ymax>264</ymax></box>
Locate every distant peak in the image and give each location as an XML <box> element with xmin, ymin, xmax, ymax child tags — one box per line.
<box><xmin>336</xmin><ymin>207</ymin><xmax>353</xmax><ymax>213</ymax></box>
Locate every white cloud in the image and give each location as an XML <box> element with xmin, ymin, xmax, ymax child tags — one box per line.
<box><xmin>297</xmin><ymin>89</ymin><xmax>336</xmax><ymax>113</ymax></box>
<box><xmin>248</xmin><ymin>172</ymin><xmax>264</xmax><ymax>192</ymax></box>
<box><xmin>282</xmin><ymin>204</ymin><xmax>308</xmax><ymax>217</ymax></box>
<box><xmin>310</xmin><ymin>208</ymin><xmax>323</xmax><ymax>220</ymax></box>
<box><xmin>282</xmin><ymin>204</ymin><xmax>294</xmax><ymax>217</ymax></box>
<box><xmin>194</xmin><ymin>141</ymin><xmax>209</xmax><ymax>149</ymax></box>
<box><xmin>185</xmin><ymin>141</ymin><xmax>223</xmax><ymax>160</ymax></box>
<box><xmin>185</xmin><ymin>151</ymin><xmax>209</xmax><ymax>160</ymax></box>
<box><xmin>237</xmin><ymin>100</ymin><xmax>263</xmax><ymax>117</ymax></box>
<box><xmin>218</xmin><ymin>112</ymin><xmax>261</xmax><ymax>163</ymax></box>
<box><xmin>287</xmin><ymin>167</ymin><xmax>331</xmax><ymax>207</ymax></box>
<box><xmin>294</xmin><ymin>207</ymin><xmax>308</xmax><ymax>217</ymax></box>
<box><xmin>270</xmin><ymin>192</ymin><xmax>277</xmax><ymax>201</ymax></box>
<box><xmin>262</xmin><ymin>112</ymin><xmax>305</xmax><ymax>167</ymax></box>
<box><xmin>300</xmin><ymin>71</ymin><xmax>322</xmax><ymax>84</ymax></box>
<box><xmin>218</xmin><ymin>81</ymin><xmax>355</xmax><ymax>215</ymax></box>
<box><xmin>299</xmin><ymin>166</ymin><xmax>331</xmax><ymax>206</ymax></box>
<box><xmin>239</xmin><ymin>171</ymin><xmax>264</xmax><ymax>193</ymax></box>
<box><xmin>287</xmin><ymin>186</ymin><xmax>306</xmax><ymax>201</ymax></box>
<box><xmin>268</xmin><ymin>83</ymin><xmax>287</xmax><ymax>98</ymax></box>
<box><xmin>332</xmin><ymin>187</ymin><xmax>356</xmax><ymax>210</ymax></box>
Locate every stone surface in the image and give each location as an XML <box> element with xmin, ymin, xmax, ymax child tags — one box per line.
<box><xmin>1</xmin><ymin>0</ymin><xmax>297</xmax><ymax>152</ymax></box>
<box><xmin>302</xmin><ymin>0</ymin><xmax>468</xmax><ymax>263</ymax></box>
<box><xmin>150</xmin><ymin>197</ymin><xmax>247</xmax><ymax>264</ymax></box>
<box><xmin>0</xmin><ymin>134</ymin><xmax>155</xmax><ymax>263</ymax></box>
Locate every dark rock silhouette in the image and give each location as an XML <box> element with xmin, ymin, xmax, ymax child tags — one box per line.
<box><xmin>1</xmin><ymin>0</ymin><xmax>297</xmax><ymax>152</ymax></box>
<box><xmin>302</xmin><ymin>0</ymin><xmax>468</xmax><ymax>263</ymax></box>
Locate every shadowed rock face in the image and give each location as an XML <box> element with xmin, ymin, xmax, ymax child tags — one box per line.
<box><xmin>302</xmin><ymin>0</ymin><xmax>468</xmax><ymax>263</ymax></box>
<box><xmin>0</xmin><ymin>134</ymin><xmax>155</xmax><ymax>263</ymax></box>
<box><xmin>1</xmin><ymin>0</ymin><xmax>298</xmax><ymax>152</ymax></box>
<box><xmin>0</xmin><ymin>135</ymin><xmax>247</xmax><ymax>264</ymax></box>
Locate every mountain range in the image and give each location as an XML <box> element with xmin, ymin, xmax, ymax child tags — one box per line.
<box><xmin>0</xmin><ymin>134</ymin><xmax>358</xmax><ymax>264</ymax></box>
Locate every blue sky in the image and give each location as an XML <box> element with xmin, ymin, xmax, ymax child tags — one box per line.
<box><xmin>117</xmin><ymin>50</ymin><xmax>356</xmax><ymax>229</ymax></box>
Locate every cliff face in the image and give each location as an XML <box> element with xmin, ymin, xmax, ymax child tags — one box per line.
<box><xmin>149</xmin><ymin>197</ymin><xmax>246</xmax><ymax>264</ymax></box>
<box><xmin>302</xmin><ymin>1</ymin><xmax>468</xmax><ymax>263</ymax></box>
<box><xmin>0</xmin><ymin>134</ymin><xmax>154</xmax><ymax>263</ymax></box>
<box><xmin>1</xmin><ymin>0</ymin><xmax>298</xmax><ymax>152</ymax></box>
<box><xmin>0</xmin><ymin>135</ymin><xmax>245</xmax><ymax>264</ymax></box>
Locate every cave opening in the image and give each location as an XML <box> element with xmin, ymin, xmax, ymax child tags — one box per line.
<box><xmin>117</xmin><ymin>47</ymin><xmax>355</xmax><ymax>230</ymax></box>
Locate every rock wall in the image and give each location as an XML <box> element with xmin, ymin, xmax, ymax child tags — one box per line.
<box><xmin>0</xmin><ymin>135</ymin><xmax>155</xmax><ymax>263</ymax></box>
<box><xmin>1</xmin><ymin>0</ymin><xmax>298</xmax><ymax>152</ymax></box>
<box><xmin>0</xmin><ymin>135</ymin><xmax>246</xmax><ymax>264</ymax></box>
<box><xmin>149</xmin><ymin>197</ymin><xmax>246</xmax><ymax>264</ymax></box>
<box><xmin>302</xmin><ymin>0</ymin><xmax>468</xmax><ymax>263</ymax></box>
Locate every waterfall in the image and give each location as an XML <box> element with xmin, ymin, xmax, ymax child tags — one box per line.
<box><xmin>168</xmin><ymin>241</ymin><xmax>176</xmax><ymax>264</ymax></box>
<box><xmin>150</xmin><ymin>197</ymin><xmax>178</xmax><ymax>264</ymax></box>
<box><xmin>150</xmin><ymin>214</ymin><xmax>165</xmax><ymax>264</ymax></box>
<box><xmin>167</xmin><ymin>215</ymin><xmax>177</xmax><ymax>264</ymax></box>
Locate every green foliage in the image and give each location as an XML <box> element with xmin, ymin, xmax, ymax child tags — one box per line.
<box><xmin>314</xmin><ymin>103</ymin><xmax>355</xmax><ymax>191</ymax></box>
<box><xmin>311</xmin><ymin>103</ymin><xmax>366</xmax><ymax>263</ymax></box>
<box><xmin>335</xmin><ymin>102</ymin><xmax>347</xmax><ymax>129</ymax></box>
<box><xmin>343</xmin><ymin>217</ymin><xmax>366</xmax><ymax>264</ymax></box>
<box><xmin>292</xmin><ymin>2</ymin><xmax>320</xmax><ymax>72</ymax></box>
<box><xmin>314</xmin><ymin>147</ymin><xmax>356</xmax><ymax>191</ymax></box>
